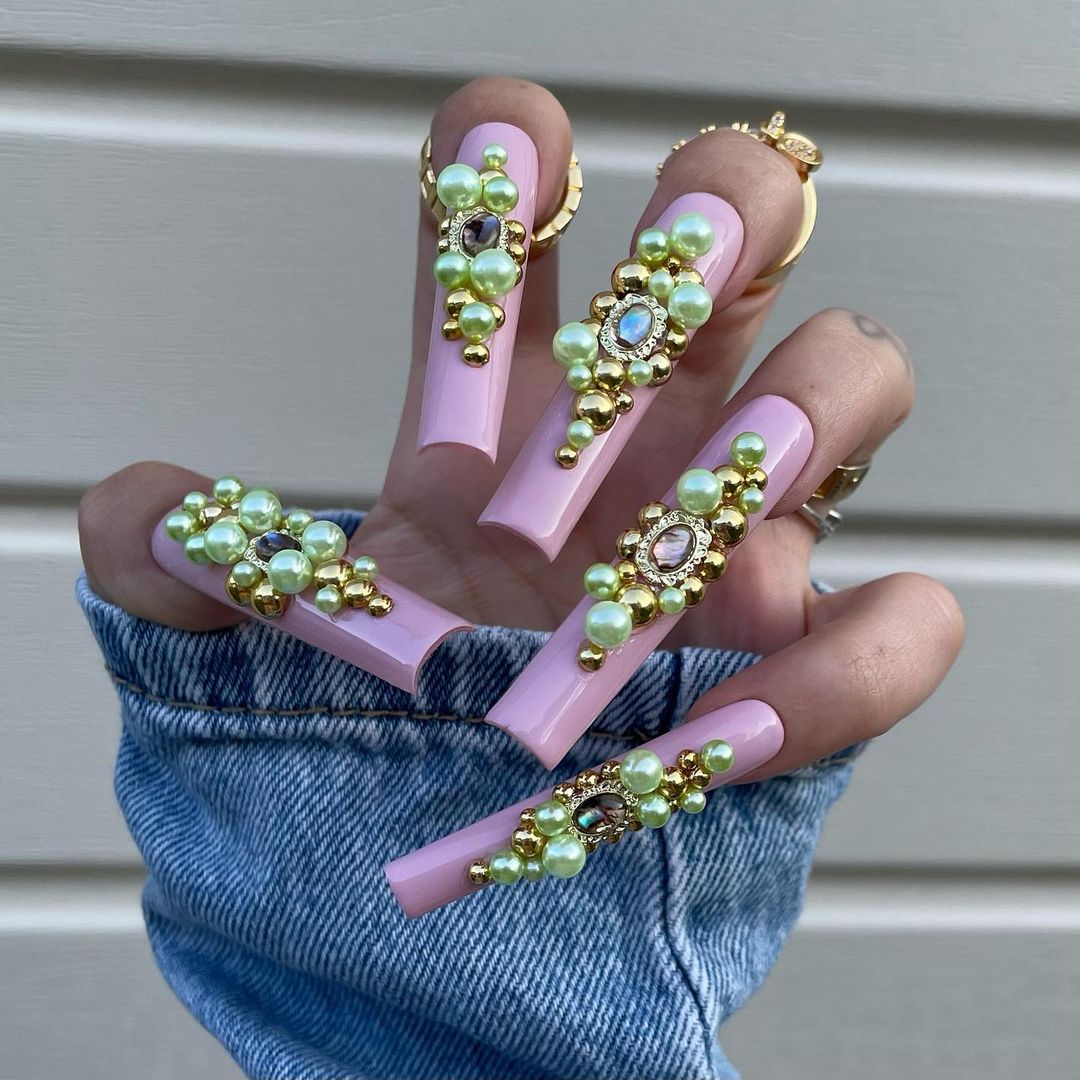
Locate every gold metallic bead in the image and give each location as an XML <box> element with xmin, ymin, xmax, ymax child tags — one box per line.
<box><xmin>590</xmin><ymin>291</ymin><xmax>618</xmax><ymax>321</ymax></box>
<box><xmin>573</xmin><ymin>389</ymin><xmax>616</xmax><ymax>432</ymax></box>
<box><xmin>367</xmin><ymin>594</ymin><xmax>394</xmax><ymax>618</ymax></box>
<box><xmin>658</xmin><ymin>766</ymin><xmax>687</xmax><ymax>801</ymax></box>
<box><xmin>677</xmin><ymin>749</ymin><xmax>702</xmax><ymax>774</ymax></box>
<box><xmin>638</xmin><ymin>502</ymin><xmax>668</xmax><ymax>530</ymax></box>
<box><xmin>711</xmin><ymin>506</ymin><xmax>749</xmax><ymax>546</ymax></box>
<box><xmin>553</xmin><ymin>783</ymin><xmax>577</xmax><ymax>804</ymax></box>
<box><xmin>663</xmin><ymin>327</ymin><xmax>689</xmax><ymax>359</ymax></box>
<box><xmin>689</xmin><ymin>765</ymin><xmax>712</xmax><ymax>788</ymax></box>
<box><xmin>556</xmin><ymin>445</ymin><xmax>579</xmax><ymax>469</ymax></box>
<box><xmin>511</xmin><ymin>827</ymin><xmax>545</xmax><ymax>858</ymax></box>
<box><xmin>578</xmin><ymin>641</ymin><xmax>605</xmax><ymax>671</ymax></box>
<box><xmin>445</xmin><ymin>288</ymin><xmax>474</xmax><ymax>316</ymax></box>
<box><xmin>519</xmin><ymin>807</ymin><xmax>537</xmax><ymax>827</ymax></box>
<box><xmin>462</xmin><ymin>343</ymin><xmax>490</xmax><ymax>367</ymax></box>
<box><xmin>507</xmin><ymin>220</ymin><xmax>527</xmax><ymax>243</ymax></box>
<box><xmin>514</xmin><ymin>264</ymin><xmax>524</xmax><ymax>286</ymax></box>
<box><xmin>616</xmin><ymin>529</ymin><xmax>642</xmax><ymax>558</ymax></box>
<box><xmin>611</xmin><ymin>258</ymin><xmax>651</xmax><ymax>296</ymax></box>
<box><xmin>593</xmin><ymin>359</ymin><xmax>625</xmax><ymax>392</ymax></box>
<box><xmin>441</xmin><ymin>319</ymin><xmax>462</xmax><ymax>341</ymax></box>
<box><xmin>600</xmin><ymin>759</ymin><xmax>623</xmax><ymax>781</ymax></box>
<box><xmin>626</xmin><ymin>816</ymin><xmax>644</xmax><ymax>832</ymax></box>
<box><xmin>437</xmin><ymin>237</ymin><xmax>451</xmax><ymax>253</ymax></box>
<box><xmin>699</xmin><ymin>548</ymin><xmax>728</xmax><ymax>582</ymax></box>
<box><xmin>742</xmin><ymin>466</ymin><xmax>768</xmax><ymax>490</ymax></box>
<box><xmin>199</xmin><ymin>504</ymin><xmax>227</xmax><ymax>529</ymax></box>
<box><xmin>508</xmin><ymin>241</ymin><xmax>527</xmax><ymax>264</ymax></box>
<box><xmin>225</xmin><ymin>570</ymin><xmax>254</xmax><ymax>607</ymax></box>
<box><xmin>617</xmin><ymin>583</ymin><xmax>659</xmax><ymax>627</ymax></box>
<box><xmin>342</xmin><ymin>578</ymin><xmax>376</xmax><ymax>608</ymax></box>
<box><xmin>674</xmin><ymin>267</ymin><xmax>704</xmax><ymax>286</ymax></box>
<box><xmin>649</xmin><ymin>354</ymin><xmax>673</xmax><ymax>385</ymax></box>
<box><xmin>581</xmin><ymin>317</ymin><xmax>602</xmax><ymax>337</ymax></box>
<box><xmin>615</xmin><ymin>560</ymin><xmax>638</xmax><ymax>585</ymax></box>
<box><xmin>468</xmin><ymin>860</ymin><xmax>491</xmax><ymax>886</ymax></box>
<box><xmin>577</xmin><ymin>769</ymin><xmax>601</xmax><ymax>789</ymax></box>
<box><xmin>438</xmin><ymin>218</ymin><xmax>451</xmax><ymax>238</ymax></box>
<box><xmin>313</xmin><ymin>559</ymin><xmax>354</xmax><ymax>591</ymax></box>
<box><xmin>664</xmin><ymin>255</ymin><xmax>683</xmax><ymax>274</ymax></box>
<box><xmin>582</xmin><ymin>835</ymin><xmax>601</xmax><ymax>854</ymax></box>
<box><xmin>251</xmin><ymin>581</ymin><xmax>288</xmax><ymax>619</ymax></box>
<box><xmin>714</xmin><ymin>465</ymin><xmax>745</xmax><ymax>503</ymax></box>
<box><xmin>682</xmin><ymin>576</ymin><xmax>705</xmax><ymax>606</ymax></box>
<box><xmin>614</xmin><ymin>391</ymin><xmax>634</xmax><ymax>414</ymax></box>
<box><xmin>490</xmin><ymin>303</ymin><xmax>506</xmax><ymax>329</ymax></box>
<box><xmin>479</xmin><ymin>168</ymin><xmax>503</xmax><ymax>185</ymax></box>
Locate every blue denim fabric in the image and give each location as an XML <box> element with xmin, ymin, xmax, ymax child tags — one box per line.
<box><xmin>78</xmin><ymin>512</ymin><xmax>857</xmax><ymax>1080</ymax></box>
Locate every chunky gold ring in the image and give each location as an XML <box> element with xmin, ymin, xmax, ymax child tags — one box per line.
<box><xmin>420</xmin><ymin>136</ymin><xmax>582</xmax><ymax>257</ymax></box>
<box><xmin>657</xmin><ymin>111</ymin><xmax>822</xmax><ymax>290</ymax></box>
<box><xmin>796</xmin><ymin>461</ymin><xmax>871</xmax><ymax>543</ymax></box>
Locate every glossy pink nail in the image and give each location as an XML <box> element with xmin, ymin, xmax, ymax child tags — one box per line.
<box><xmin>385</xmin><ymin>699</ymin><xmax>783</xmax><ymax>918</ymax></box>
<box><xmin>418</xmin><ymin>123</ymin><xmax>539</xmax><ymax>462</ymax></box>
<box><xmin>485</xmin><ymin>394</ymin><xmax>812</xmax><ymax>769</ymax></box>
<box><xmin>480</xmin><ymin>192</ymin><xmax>744</xmax><ymax>558</ymax></box>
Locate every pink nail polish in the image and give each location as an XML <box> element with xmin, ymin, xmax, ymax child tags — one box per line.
<box><xmin>152</xmin><ymin>526</ymin><xmax>472</xmax><ymax>695</ymax></box>
<box><xmin>480</xmin><ymin>192</ymin><xmax>744</xmax><ymax>558</ymax></box>
<box><xmin>384</xmin><ymin>699</ymin><xmax>783</xmax><ymax>918</ymax></box>
<box><xmin>418</xmin><ymin>123</ymin><xmax>540</xmax><ymax>462</ymax></box>
<box><xmin>485</xmin><ymin>394</ymin><xmax>812</xmax><ymax>769</ymax></box>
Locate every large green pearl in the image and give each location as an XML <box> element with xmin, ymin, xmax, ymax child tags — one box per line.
<box><xmin>301</xmin><ymin>520</ymin><xmax>347</xmax><ymax>564</ymax></box>
<box><xmin>565</xmin><ymin>363</ymin><xmax>594</xmax><ymax>391</ymax></box>
<box><xmin>184</xmin><ymin>534</ymin><xmax>211</xmax><ymax>564</ymax></box>
<box><xmin>352</xmin><ymin>555</ymin><xmax>378</xmax><ymax>580</ymax></box>
<box><xmin>488</xmin><ymin>848</ymin><xmax>523</xmax><ymax>885</ymax></box>
<box><xmin>584</xmin><ymin>601</ymin><xmax>632</xmax><ymax>649</ymax></box>
<box><xmin>458</xmin><ymin>301</ymin><xmax>496</xmax><ymax>343</ymax></box>
<box><xmin>433</xmin><ymin>250</ymin><xmax>471</xmax><ymax>289</ymax></box>
<box><xmin>702</xmin><ymin>738</ymin><xmax>735</xmax><ymax>773</ymax></box>
<box><xmin>212</xmin><ymin>476</ymin><xmax>245</xmax><ymax>507</ymax></box>
<box><xmin>620</xmin><ymin>748</ymin><xmax>664</xmax><ymax>794</ymax></box>
<box><xmin>522</xmin><ymin>857</ymin><xmax>545</xmax><ymax>882</ymax></box>
<box><xmin>739</xmin><ymin>485</ymin><xmax>765</xmax><ymax>515</ymax></box>
<box><xmin>469</xmin><ymin>249</ymin><xmax>518</xmax><ymax>299</ymax></box>
<box><xmin>667</xmin><ymin>282</ymin><xmax>713</xmax><ymax>330</ymax></box>
<box><xmin>203</xmin><ymin>520</ymin><xmax>249</xmax><ymax>565</ymax></box>
<box><xmin>730</xmin><ymin>432</ymin><xmax>767</xmax><ymax>469</ymax></box>
<box><xmin>658</xmin><ymin>586</ymin><xmax>686</xmax><ymax>614</ymax></box>
<box><xmin>534</xmin><ymin>799</ymin><xmax>571</xmax><ymax>837</ymax></box>
<box><xmin>636</xmin><ymin>792</ymin><xmax>672</xmax><ymax>829</ymax></box>
<box><xmin>668</xmin><ymin>211</ymin><xmax>715</xmax><ymax>259</ymax></box>
<box><xmin>164</xmin><ymin>510</ymin><xmax>197</xmax><ymax>541</ymax></box>
<box><xmin>677</xmin><ymin>468</ymin><xmax>723</xmax><ymax>515</ymax></box>
<box><xmin>541</xmin><ymin>833</ymin><xmax>587</xmax><ymax>879</ymax></box>
<box><xmin>482</xmin><ymin>175</ymin><xmax>519</xmax><ymax>213</ymax></box>
<box><xmin>583</xmin><ymin>562</ymin><xmax>619</xmax><ymax>600</ymax></box>
<box><xmin>482</xmin><ymin>143</ymin><xmax>508</xmax><ymax>169</ymax></box>
<box><xmin>231</xmin><ymin>560</ymin><xmax>262</xmax><ymax>588</ymax></box>
<box><xmin>647</xmin><ymin>268</ymin><xmax>674</xmax><ymax>301</ymax></box>
<box><xmin>182</xmin><ymin>490</ymin><xmax>209</xmax><ymax>514</ymax></box>
<box><xmin>267</xmin><ymin>549</ymin><xmax>314</xmax><ymax>594</ymax></box>
<box><xmin>285</xmin><ymin>508</ymin><xmax>314</xmax><ymax>536</ymax></box>
<box><xmin>238</xmin><ymin>489</ymin><xmax>282</xmax><ymax>533</ymax></box>
<box><xmin>566</xmin><ymin>420</ymin><xmax>595</xmax><ymax>450</ymax></box>
<box><xmin>552</xmin><ymin>322</ymin><xmax>599</xmax><ymax>368</ymax></box>
<box><xmin>436</xmin><ymin>163</ymin><xmax>482</xmax><ymax>211</ymax></box>
<box><xmin>626</xmin><ymin>358</ymin><xmax>653</xmax><ymax>386</ymax></box>
<box><xmin>315</xmin><ymin>586</ymin><xmax>343</xmax><ymax>615</ymax></box>
<box><xmin>635</xmin><ymin>226</ymin><xmax>669</xmax><ymax>266</ymax></box>
<box><xmin>679</xmin><ymin>789</ymin><xmax>707</xmax><ymax>814</ymax></box>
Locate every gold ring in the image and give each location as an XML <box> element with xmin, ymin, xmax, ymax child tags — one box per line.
<box><xmin>420</xmin><ymin>136</ymin><xmax>582</xmax><ymax>257</ymax></box>
<box><xmin>796</xmin><ymin>461</ymin><xmax>870</xmax><ymax>542</ymax></box>
<box><xmin>656</xmin><ymin>112</ymin><xmax>822</xmax><ymax>290</ymax></box>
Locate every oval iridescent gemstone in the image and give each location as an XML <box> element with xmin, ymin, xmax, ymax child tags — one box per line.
<box><xmin>253</xmin><ymin>530</ymin><xmax>302</xmax><ymax>563</ymax></box>
<box><xmin>614</xmin><ymin>303</ymin><xmax>654</xmax><ymax>349</ymax></box>
<box><xmin>650</xmin><ymin>525</ymin><xmax>694</xmax><ymax>572</ymax></box>
<box><xmin>460</xmin><ymin>212</ymin><xmax>501</xmax><ymax>256</ymax></box>
<box><xmin>573</xmin><ymin>792</ymin><xmax>628</xmax><ymax>836</ymax></box>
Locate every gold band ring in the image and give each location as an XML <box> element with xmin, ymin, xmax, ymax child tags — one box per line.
<box><xmin>796</xmin><ymin>462</ymin><xmax>871</xmax><ymax>543</ymax></box>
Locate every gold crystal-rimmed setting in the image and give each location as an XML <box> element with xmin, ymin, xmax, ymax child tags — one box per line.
<box><xmin>597</xmin><ymin>292</ymin><xmax>668</xmax><ymax>364</ymax></box>
<box><xmin>634</xmin><ymin>509</ymin><xmax>713</xmax><ymax>588</ymax></box>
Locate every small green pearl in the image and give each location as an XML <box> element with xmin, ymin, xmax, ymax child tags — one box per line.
<box><xmin>668</xmin><ymin>211</ymin><xmax>715</xmax><ymax>260</ymax></box>
<box><xmin>619</xmin><ymin>748</ymin><xmax>664</xmax><ymax>795</ymax></box>
<box><xmin>648</xmin><ymin>268</ymin><xmax>675</xmax><ymax>301</ymax></box>
<box><xmin>566</xmin><ymin>363</ymin><xmax>594</xmax><ymax>391</ymax></box>
<box><xmin>730</xmin><ymin>431</ymin><xmax>767</xmax><ymax>469</ymax></box>
<box><xmin>482</xmin><ymin>142</ymin><xmax>509</xmax><ymax>169</ymax></box>
<box><xmin>658</xmin><ymin>586</ymin><xmax>686</xmax><ymax>615</ymax></box>
<box><xmin>435</xmin><ymin>162</ymin><xmax>482</xmax><ymax>211</ymax></box>
<box><xmin>676</xmin><ymin>468</ymin><xmax>723</xmax><ymax>515</ymax></box>
<box><xmin>679</xmin><ymin>789</ymin><xmax>707</xmax><ymax>814</ymax></box>
<box><xmin>301</xmin><ymin>520</ymin><xmax>347</xmax><ymax>564</ymax></box>
<box><xmin>522</xmin><ymin>857</ymin><xmax>545</xmax><ymax>882</ymax></box>
<box><xmin>566</xmin><ymin>419</ymin><xmax>595</xmax><ymax>450</ymax></box>
<box><xmin>626</xmin><ymin>358</ymin><xmax>653</xmax><ymax>386</ymax></box>
<box><xmin>285</xmin><ymin>508</ymin><xmax>314</xmax><ymax>536</ymax></box>
<box><xmin>667</xmin><ymin>282</ymin><xmax>713</xmax><ymax>330</ymax></box>
<box><xmin>352</xmin><ymin>555</ymin><xmax>378</xmax><ymax>580</ymax></box>
<box><xmin>534</xmin><ymin>799</ymin><xmax>571</xmax><ymax>837</ymax></box>
<box><xmin>584</xmin><ymin>601</ymin><xmax>632</xmax><ymax>649</ymax></box>
<box><xmin>488</xmin><ymin>848</ymin><xmax>523</xmax><ymax>885</ymax></box>
<box><xmin>267</xmin><ymin>549</ymin><xmax>314</xmax><ymax>594</ymax></box>
<box><xmin>433</xmin><ymin>250</ymin><xmax>471</xmax><ymax>289</ymax></box>
<box><xmin>182</xmin><ymin>490</ymin><xmax>209</xmax><ymax>514</ymax></box>
<box><xmin>212</xmin><ymin>476</ymin><xmax>245</xmax><ymax>507</ymax></box>
<box><xmin>583</xmin><ymin>562</ymin><xmax>619</xmax><ymax>600</ymax></box>
<box><xmin>315</xmin><ymin>585</ymin><xmax>343</xmax><ymax>615</ymax></box>
<box><xmin>458</xmin><ymin>301</ymin><xmax>496</xmax><ymax>343</ymax></box>
<box><xmin>552</xmin><ymin>321</ymin><xmax>599</xmax><ymax>368</ymax></box>
<box><xmin>184</xmin><ymin>534</ymin><xmax>211</xmax><ymax>564</ymax></box>
<box><xmin>203</xmin><ymin>520</ymin><xmax>249</xmax><ymax>565</ymax></box>
<box><xmin>164</xmin><ymin>510</ymin><xmax>197</xmax><ymax>542</ymax></box>
<box><xmin>636</xmin><ymin>792</ymin><xmax>672</xmax><ymax>829</ymax></box>
<box><xmin>469</xmin><ymin>249</ymin><xmax>518</xmax><ymax>299</ymax></box>
<box><xmin>231</xmin><ymin>560</ymin><xmax>262</xmax><ymax>588</ymax></box>
<box><xmin>482</xmin><ymin>175</ymin><xmax>519</xmax><ymax>213</ymax></box>
<box><xmin>541</xmin><ymin>833</ymin><xmax>587</xmax><ymax>879</ymax></box>
<box><xmin>238</xmin><ymin>489</ymin><xmax>282</xmax><ymax>533</ymax></box>
<box><xmin>635</xmin><ymin>226</ymin><xmax>669</xmax><ymax>266</ymax></box>
<box><xmin>702</xmin><ymin>738</ymin><xmax>735</xmax><ymax>774</ymax></box>
<box><xmin>739</xmin><ymin>485</ymin><xmax>765</xmax><ymax>515</ymax></box>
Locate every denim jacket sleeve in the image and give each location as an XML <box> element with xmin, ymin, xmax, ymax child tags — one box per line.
<box><xmin>78</xmin><ymin>519</ymin><xmax>858</xmax><ymax>1080</ymax></box>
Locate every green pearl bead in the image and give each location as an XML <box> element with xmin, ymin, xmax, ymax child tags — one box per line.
<box><xmin>482</xmin><ymin>175</ymin><xmax>519</xmax><ymax>213</ymax></box>
<box><xmin>702</xmin><ymin>738</ymin><xmax>735</xmax><ymax>774</ymax></box>
<box><xmin>164</xmin><ymin>510</ymin><xmax>197</xmax><ymax>542</ymax></box>
<box><xmin>676</xmin><ymin>468</ymin><xmax>723</xmax><ymax>515</ymax></box>
<box><xmin>620</xmin><ymin>748</ymin><xmax>664</xmax><ymax>795</ymax></box>
<box><xmin>238</xmin><ymin>489</ymin><xmax>282</xmax><ymax>533</ymax></box>
<box><xmin>315</xmin><ymin>585</ymin><xmax>343</xmax><ymax>615</ymax></box>
<box><xmin>552</xmin><ymin>322</ymin><xmax>599</xmax><ymax>368</ymax></box>
<box><xmin>301</xmin><ymin>520</ymin><xmax>347</xmax><ymax>564</ymax></box>
<box><xmin>566</xmin><ymin>419</ymin><xmax>595</xmax><ymax>450</ymax></box>
<box><xmin>635</xmin><ymin>226</ymin><xmax>669</xmax><ymax>266</ymax></box>
<box><xmin>482</xmin><ymin>142</ymin><xmax>509</xmax><ymax>169</ymax></box>
<box><xmin>267</xmin><ymin>549</ymin><xmax>314</xmax><ymax>594</ymax></box>
<box><xmin>583</xmin><ymin>562</ymin><xmax>619</xmax><ymax>600</ymax></box>
<box><xmin>658</xmin><ymin>586</ymin><xmax>686</xmax><ymax>614</ymax></box>
<box><xmin>231</xmin><ymin>560</ymin><xmax>262</xmax><ymax>588</ymax></box>
<box><xmin>285</xmin><ymin>508</ymin><xmax>314</xmax><ymax>536</ymax></box>
<box><xmin>203</xmin><ymin>520</ymin><xmax>249</xmax><ymax>565</ymax></box>
<box><xmin>522</xmin><ymin>857</ymin><xmax>545</xmax><ymax>882</ymax></box>
<box><xmin>667</xmin><ymin>282</ymin><xmax>713</xmax><ymax>330</ymax></box>
<box><xmin>458</xmin><ymin>301</ymin><xmax>496</xmax><ymax>343</ymax></box>
<box><xmin>626</xmin><ymin>358</ymin><xmax>653</xmax><ymax>386</ymax></box>
<box><xmin>534</xmin><ymin>799</ymin><xmax>571</xmax><ymax>837</ymax></box>
<box><xmin>730</xmin><ymin>431</ymin><xmax>767</xmax><ymax>469</ymax></box>
<box><xmin>352</xmin><ymin>555</ymin><xmax>378</xmax><ymax>580</ymax></box>
<box><xmin>636</xmin><ymin>792</ymin><xmax>672</xmax><ymax>829</ymax></box>
<box><xmin>433</xmin><ymin>250</ymin><xmax>471</xmax><ymax>289</ymax></box>
<box><xmin>541</xmin><ymin>833</ymin><xmax>587</xmax><ymax>879</ymax></box>
<box><xmin>469</xmin><ymin>248</ymin><xmax>518</xmax><ymax>299</ymax></box>
<box><xmin>739</xmin><ymin>485</ymin><xmax>765</xmax><ymax>515</ymax></box>
<box><xmin>566</xmin><ymin>363</ymin><xmax>594</xmax><ymax>391</ymax></box>
<box><xmin>648</xmin><ymin>268</ymin><xmax>674</xmax><ymax>301</ymax></box>
<box><xmin>488</xmin><ymin>848</ymin><xmax>523</xmax><ymax>885</ymax></box>
<box><xmin>182</xmin><ymin>491</ymin><xmax>209</xmax><ymax>514</ymax></box>
<box><xmin>668</xmin><ymin>211</ymin><xmax>715</xmax><ymax>259</ymax></box>
<box><xmin>679</xmin><ymin>789</ymin><xmax>707</xmax><ymax>814</ymax></box>
<box><xmin>436</xmin><ymin>162</ymin><xmax>482</xmax><ymax>211</ymax></box>
<box><xmin>184</xmin><ymin>534</ymin><xmax>211</xmax><ymax>564</ymax></box>
<box><xmin>584</xmin><ymin>601</ymin><xmax>632</xmax><ymax>649</ymax></box>
<box><xmin>212</xmin><ymin>476</ymin><xmax>245</xmax><ymax>507</ymax></box>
